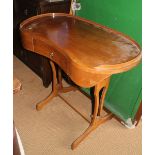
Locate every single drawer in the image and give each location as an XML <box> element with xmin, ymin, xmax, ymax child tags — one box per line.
<box><xmin>33</xmin><ymin>39</ymin><xmax>68</xmax><ymax>72</ymax></box>
<box><xmin>49</xmin><ymin>49</ymin><xmax>68</xmax><ymax>72</ymax></box>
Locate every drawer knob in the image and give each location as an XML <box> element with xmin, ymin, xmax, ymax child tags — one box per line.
<box><xmin>50</xmin><ymin>52</ymin><xmax>54</xmax><ymax>58</ymax></box>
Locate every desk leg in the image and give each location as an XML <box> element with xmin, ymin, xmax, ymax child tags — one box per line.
<box><xmin>98</xmin><ymin>78</ymin><xmax>110</xmax><ymax>116</ymax></box>
<box><xmin>36</xmin><ymin>63</ymin><xmax>77</xmax><ymax>111</ymax></box>
<box><xmin>36</xmin><ymin>61</ymin><xmax>58</xmax><ymax>111</ymax></box>
<box><xmin>71</xmin><ymin>77</ymin><xmax>113</xmax><ymax>150</ymax></box>
<box><xmin>58</xmin><ymin>68</ymin><xmax>77</xmax><ymax>93</ymax></box>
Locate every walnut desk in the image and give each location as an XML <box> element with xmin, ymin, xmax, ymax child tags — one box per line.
<box><xmin>20</xmin><ymin>13</ymin><xmax>141</xmax><ymax>149</ymax></box>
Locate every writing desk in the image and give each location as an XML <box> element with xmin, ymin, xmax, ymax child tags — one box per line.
<box><xmin>20</xmin><ymin>13</ymin><xmax>141</xmax><ymax>149</ymax></box>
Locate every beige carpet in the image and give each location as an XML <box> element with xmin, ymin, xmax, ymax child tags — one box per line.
<box><xmin>13</xmin><ymin>56</ymin><xmax>142</xmax><ymax>155</ymax></box>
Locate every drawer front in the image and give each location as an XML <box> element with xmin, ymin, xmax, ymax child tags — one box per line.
<box><xmin>49</xmin><ymin>49</ymin><xmax>68</xmax><ymax>72</ymax></box>
<box><xmin>33</xmin><ymin>39</ymin><xmax>68</xmax><ymax>72</ymax></box>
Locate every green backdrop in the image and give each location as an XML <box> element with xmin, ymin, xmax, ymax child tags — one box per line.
<box><xmin>77</xmin><ymin>0</ymin><xmax>142</xmax><ymax>124</ymax></box>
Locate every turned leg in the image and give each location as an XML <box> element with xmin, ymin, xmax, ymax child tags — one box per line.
<box><xmin>71</xmin><ymin>84</ymin><xmax>100</xmax><ymax>150</ymax></box>
<box><xmin>91</xmin><ymin>83</ymin><xmax>101</xmax><ymax>124</ymax></box>
<box><xmin>98</xmin><ymin>78</ymin><xmax>110</xmax><ymax>116</ymax></box>
<box><xmin>58</xmin><ymin>68</ymin><xmax>77</xmax><ymax>93</ymax></box>
<box><xmin>36</xmin><ymin>61</ymin><xmax>58</xmax><ymax>111</ymax></box>
<box><xmin>36</xmin><ymin>63</ymin><xmax>77</xmax><ymax>111</ymax></box>
<box><xmin>71</xmin><ymin>77</ymin><xmax>112</xmax><ymax>150</ymax></box>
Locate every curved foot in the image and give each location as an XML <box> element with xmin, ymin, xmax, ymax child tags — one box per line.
<box><xmin>71</xmin><ymin>113</ymin><xmax>113</xmax><ymax>150</ymax></box>
<box><xmin>71</xmin><ymin>124</ymin><xmax>95</xmax><ymax>150</ymax></box>
<box><xmin>36</xmin><ymin>91</ymin><xmax>57</xmax><ymax>111</ymax></box>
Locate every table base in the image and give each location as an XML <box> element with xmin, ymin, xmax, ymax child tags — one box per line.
<box><xmin>36</xmin><ymin>61</ymin><xmax>113</xmax><ymax>149</ymax></box>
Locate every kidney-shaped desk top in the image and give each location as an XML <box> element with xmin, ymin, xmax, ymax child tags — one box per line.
<box><xmin>20</xmin><ymin>13</ymin><xmax>141</xmax><ymax>88</ymax></box>
<box><xmin>20</xmin><ymin>13</ymin><xmax>142</xmax><ymax>149</ymax></box>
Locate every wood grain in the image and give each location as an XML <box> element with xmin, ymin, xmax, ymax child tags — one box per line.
<box><xmin>20</xmin><ymin>13</ymin><xmax>141</xmax><ymax>88</ymax></box>
<box><xmin>20</xmin><ymin>13</ymin><xmax>141</xmax><ymax>149</ymax></box>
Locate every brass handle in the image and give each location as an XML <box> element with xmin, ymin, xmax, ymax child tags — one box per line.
<box><xmin>50</xmin><ymin>52</ymin><xmax>54</xmax><ymax>58</ymax></box>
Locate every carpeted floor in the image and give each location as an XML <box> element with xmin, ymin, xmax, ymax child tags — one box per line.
<box><xmin>13</xmin><ymin>56</ymin><xmax>142</xmax><ymax>155</ymax></box>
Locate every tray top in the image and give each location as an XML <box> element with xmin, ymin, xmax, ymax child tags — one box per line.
<box><xmin>20</xmin><ymin>13</ymin><xmax>141</xmax><ymax>71</ymax></box>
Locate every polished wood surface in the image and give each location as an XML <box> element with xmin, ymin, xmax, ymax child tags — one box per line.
<box><xmin>20</xmin><ymin>13</ymin><xmax>141</xmax><ymax>149</ymax></box>
<box><xmin>20</xmin><ymin>13</ymin><xmax>141</xmax><ymax>88</ymax></box>
<box><xmin>14</xmin><ymin>0</ymin><xmax>71</xmax><ymax>88</ymax></box>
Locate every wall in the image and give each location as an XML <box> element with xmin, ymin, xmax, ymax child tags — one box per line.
<box><xmin>77</xmin><ymin>0</ymin><xmax>142</xmax><ymax>122</ymax></box>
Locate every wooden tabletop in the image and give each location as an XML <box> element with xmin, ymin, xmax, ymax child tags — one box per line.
<box><xmin>20</xmin><ymin>13</ymin><xmax>141</xmax><ymax>87</ymax></box>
